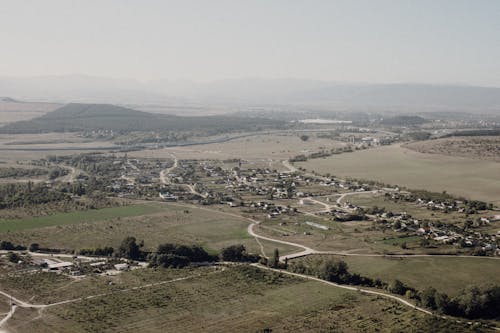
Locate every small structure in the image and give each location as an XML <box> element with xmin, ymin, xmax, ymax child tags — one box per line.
<box><xmin>114</xmin><ymin>263</ymin><xmax>130</xmax><ymax>271</ymax></box>
<box><xmin>299</xmin><ymin>198</ymin><xmax>314</xmax><ymax>205</ymax></box>
<box><xmin>305</xmin><ymin>221</ymin><xmax>330</xmax><ymax>231</ymax></box>
<box><xmin>48</xmin><ymin>261</ymin><xmax>74</xmax><ymax>271</ymax></box>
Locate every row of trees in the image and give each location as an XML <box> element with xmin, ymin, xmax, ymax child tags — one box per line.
<box><xmin>149</xmin><ymin>243</ymin><xmax>215</xmax><ymax>268</ymax></box>
<box><xmin>79</xmin><ymin>246</ymin><xmax>114</xmax><ymax>257</ymax></box>
<box><xmin>289</xmin><ymin>258</ymin><xmax>386</xmax><ymax>288</ymax></box>
<box><xmin>116</xmin><ymin>237</ymin><xmax>260</xmax><ymax>268</ymax></box>
<box><xmin>419</xmin><ymin>285</ymin><xmax>500</xmax><ymax>319</ymax></box>
<box><xmin>0</xmin><ymin>182</ymin><xmax>70</xmax><ymax>209</ymax></box>
<box><xmin>289</xmin><ymin>258</ymin><xmax>500</xmax><ymax>320</ymax></box>
<box><xmin>0</xmin><ymin>167</ymin><xmax>48</xmax><ymax>178</ymax></box>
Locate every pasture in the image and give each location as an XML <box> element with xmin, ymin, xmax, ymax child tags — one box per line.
<box><xmin>297</xmin><ymin>144</ymin><xmax>500</xmax><ymax>204</ymax></box>
<box><xmin>295</xmin><ymin>255</ymin><xmax>500</xmax><ymax>296</ymax></box>
<box><xmin>0</xmin><ymin>204</ymin><xmax>162</xmax><ymax>232</ymax></box>
<box><xmin>0</xmin><ymin>202</ymin><xmax>295</xmax><ymax>256</ymax></box>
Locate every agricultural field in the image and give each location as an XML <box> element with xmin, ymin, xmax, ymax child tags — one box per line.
<box><xmin>130</xmin><ymin>133</ymin><xmax>347</xmax><ymax>161</ymax></box>
<box><xmin>405</xmin><ymin>136</ymin><xmax>500</xmax><ymax>162</ymax></box>
<box><xmin>297</xmin><ymin>144</ymin><xmax>500</xmax><ymax>204</ymax></box>
<box><xmin>2</xmin><ymin>266</ymin><xmax>482</xmax><ymax>333</ymax></box>
<box><xmin>0</xmin><ymin>107</ymin><xmax>499</xmax><ymax>331</ymax></box>
<box><xmin>293</xmin><ymin>255</ymin><xmax>500</xmax><ymax>296</ymax></box>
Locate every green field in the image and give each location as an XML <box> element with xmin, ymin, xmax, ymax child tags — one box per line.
<box><xmin>0</xmin><ymin>204</ymin><xmax>162</xmax><ymax>232</ymax></box>
<box><xmin>297</xmin><ymin>144</ymin><xmax>500</xmax><ymax>204</ymax></box>
<box><xmin>3</xmin><ymin>266</ymin><xmax>482</xmax><ymax>333</ymax></box>
<box><xmin>0</xmin><ymin>202</ymin><xmax>296</xmax><ymax>256</ymax></box>
<box><xmin>296</xmin><ymin>255</ymin><xmax>500</xmax><ymax>296</ymax></box>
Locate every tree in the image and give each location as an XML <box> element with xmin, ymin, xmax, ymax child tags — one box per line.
<box><xmin>220</xmin><ymin>244</ymin><xmax>259</xmax><ymax>262</ymax></box>
<box><xmin>29</xmin><ymin>243</ymin><xmax>40</xmax><ymax>252</ymax></box>
<box><xmin>118</xmin><ymin>236</ymin><xmax>141</xmax><ymax>260</ymax></box>
<box><xmin>388</xmin><ymin>279</ymin><xmax>407</xmax><ymax>295</ymax></box>
<box><xmin>420</xmin><ymin>238</ymin><xmax>430</xmax><ymax>247</ymax></box>
<box><xmin>420</xmin><ymin>287</ymin><xmax>438</xmax><ymax>309</ymax></box>
<box><xmin>7</xmin><ymin>252</ymin><xmax>20</xmax><ymax>263</ymax></box>
<box><xmin>270</xmin><ymin>248</ymin><xmax>280</xmax><ymax>268</ymax></box>
<box><xmin>299</xmin><ymin>135</ymin><xmax>309</xmax><ymax>142</ymax></box>
<box><xmin>220</xmin><ymin>244</ymin><xmax>246</xmax><ymax>262</ymax></box>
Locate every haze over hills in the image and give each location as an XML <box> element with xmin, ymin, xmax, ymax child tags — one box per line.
<box><xmin>1</xmin><ymin>75</ymin><xmax>500</xmax><ymax>113</ymax></box>
<box><xmin>0</xmin><ymin>103</ymin><xmax>284</xmax><ymax>134</ymax></box>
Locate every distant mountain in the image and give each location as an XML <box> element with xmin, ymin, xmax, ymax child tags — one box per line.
<box><xmin>1</xmin><ymin>75</ymin><xmax>500</xmax><ymax>113</ymax></box>
<box><xmin>380</xmin><ymin>115</ymin><xmax>429</xmax><ymax>126</ymax></box>
<box><xmin>0</xmin><ymin>103</ymin><xmax>284</xmax><ymax>134</ymax></box>
<box><xmin>173</xmin><ymin>79</ymin><xmax>500</xmax><ymax>112</ymax></box>
<box><xmin>0</xmin><ymin>97</ymin><xmax>19</xmax><ymax>103</ymax></box>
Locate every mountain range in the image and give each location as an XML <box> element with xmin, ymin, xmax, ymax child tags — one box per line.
<box><xmin>1</xmin><ymin>75</ymin><xmax>500</xmax><ymax>113</ymax></box>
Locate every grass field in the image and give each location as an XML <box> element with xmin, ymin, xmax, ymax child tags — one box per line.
<box><xmin>253</xmin><ymin>214</ymin><xmax>431</xmax><ymax>255</ymax></box>
<box><xmin>0</xmin><ymin>202</ymin><xmax>295</xmax><ymax>256</ymax></box>
<box><xmin>297</xmin><ymin>144</ymin><xmax>500</xmax><ymax>204</ymax></box>
<box><xmin>295</xmin><ymin>255</ymin><xmax>500</xmax><ymax>296</ymax></box>
<box><xmin>0</xmin><ymin>204</ymin><xmax>162</xmax><ymax>232</ymax></box>
<box><xmin>3</xmin><ymin>266</ymin><xmax>482</xmax><ymax>333</ymax></box>
<box><xmin>130</xmin><ymin>133</ymin><xmax>346</xmax><ymax>161</ymax></box>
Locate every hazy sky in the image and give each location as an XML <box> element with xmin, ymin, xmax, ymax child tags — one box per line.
<box><xmin>1</xmin><ymin>0</ymin><xmax>499</xmax><ymax>86</ymax></box>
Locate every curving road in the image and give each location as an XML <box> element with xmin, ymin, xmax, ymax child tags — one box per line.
<box><xmin>160</xmin><ymin>154</ymin><xmax>178</xmax><ymax>185</ymax></box>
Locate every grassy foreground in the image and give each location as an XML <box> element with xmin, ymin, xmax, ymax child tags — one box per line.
<box><xmin>4</xmin><ymin>266</ymin><xmax>485</xmax><ymax>333</ymax></box>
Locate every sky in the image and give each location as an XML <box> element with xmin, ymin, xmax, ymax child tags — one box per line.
<box><xmin>0</xmin><ymin>0</ymin><xmax>499</xmax><ymax>87</ymax></box>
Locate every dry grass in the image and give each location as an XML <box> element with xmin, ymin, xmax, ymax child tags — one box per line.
<box><xmin>129</xmin><ymin>134</ymin><xmax>346</xmax><ymax>161</ymax></box>
<box><xmin>298</xmin><ymin>144</ymin><xmax>500</xmax><ymax>204</ymax></box>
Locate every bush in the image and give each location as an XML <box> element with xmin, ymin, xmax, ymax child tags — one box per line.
<box><xmin>220</xmin><ymin>244</ymin><xmax>259</xmax><ymax>263</ymax></box>
<box><xmin>149</xmin><ymin>243</ymin><xmax>214</xmax><ymax>268</ymax></box>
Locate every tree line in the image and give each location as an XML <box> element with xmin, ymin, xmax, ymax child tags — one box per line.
<box><xmin>289</xmin><ymin>258</ymin><xmax>500</xmax><ymax>320</ymax></box>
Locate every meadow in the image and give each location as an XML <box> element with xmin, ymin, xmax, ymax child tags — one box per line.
<box><xmin>295</xmin><ymin>255</ymin><xmax>500</xmax><ymax>296</ymax></box>
<box><xmin>0</xmin><ymin>202</ymin><xmax>295</xmax><ymax>256</ymax></box>
<box><xmin>297</xmin><ymin>144</ymin><xmax>500</xmax><ymax>204</ymax></box>
<box><xmin>130</xmin><ymin>133</ymin><xmax>346</xmax><ymax>161</ymax></box>
<box><xmin>0</xmin><ymin>204</ymin><xmax>162</xmax><ymax>232</ymax></box>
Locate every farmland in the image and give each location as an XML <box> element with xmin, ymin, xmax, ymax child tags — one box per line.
<box><xmin>406</xmin><ymin>136</ymin><xmax>500</xmax><ymax>162</ymax></box>
<box><xmin>2</xmin><ymin>266</ymin><xmax>482</xmax><ymax>333</ymax></box>
<box><xmin>0</xmin><ymin>103</ymin><xmax>499</xmax><ymax>332</ymax></box>
<box><xmin>297</xmin><ymin>144</ymin><xmax>500</xmax><ymax>204</ymax></box>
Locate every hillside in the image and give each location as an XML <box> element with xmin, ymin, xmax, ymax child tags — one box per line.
<box><xmin>0</xmin><ymin>103</ymin><xmax>284</xmax><ymax>134</ymax></box>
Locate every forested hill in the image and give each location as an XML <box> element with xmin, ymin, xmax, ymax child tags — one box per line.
<box><xmin>0</xmin><ymin>103</ymin><xmax>284</xmax><ymax>134</ymax></box>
